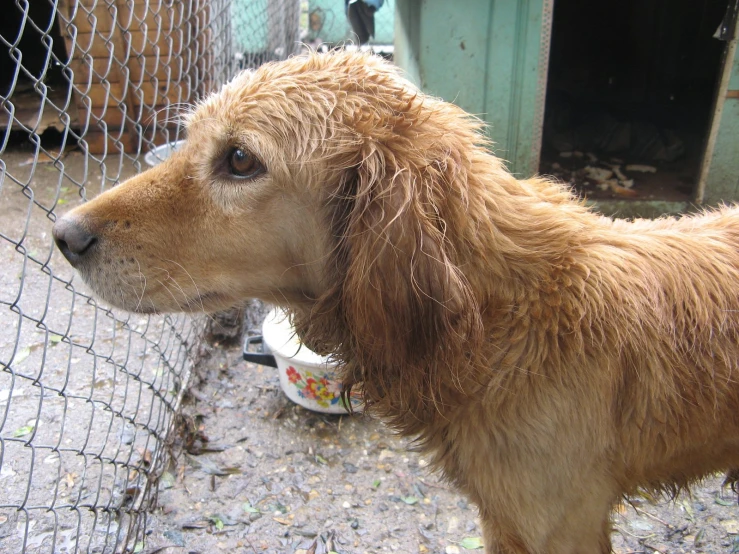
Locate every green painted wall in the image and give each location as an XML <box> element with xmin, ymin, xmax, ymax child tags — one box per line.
<box><xmin>394</xmin><ymin>0</ymin><xmax>551</xmax><ymax>176</ymax></box>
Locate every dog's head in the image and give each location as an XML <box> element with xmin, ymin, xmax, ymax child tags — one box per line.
<box><xmin>54</xmin><ymin>50</ymin><xmax>489</xmax><ymax>372</ymax></box>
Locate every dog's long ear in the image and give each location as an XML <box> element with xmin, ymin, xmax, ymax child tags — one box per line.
<box><xmin>339</xmin><ymin>134</ymin><xmax>482</xmax><ymax>377</ymax></box>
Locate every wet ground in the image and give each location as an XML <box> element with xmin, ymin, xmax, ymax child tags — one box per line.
<box><xmin>143</xmin><ymin>344</ymin><xmax>739</xmax><ymax>554</ymax></box>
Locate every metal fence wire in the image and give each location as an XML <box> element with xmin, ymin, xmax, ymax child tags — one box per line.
<box><xmin>0</xmin><ymin>0</ymin><xmax>309</xmax><ymax>552</ymax></box>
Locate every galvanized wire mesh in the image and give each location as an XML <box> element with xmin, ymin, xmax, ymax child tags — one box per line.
<box><xmin>0</xmin><ymin>0</ymin><xmax>309</xmax><ymax>552</ymax></box>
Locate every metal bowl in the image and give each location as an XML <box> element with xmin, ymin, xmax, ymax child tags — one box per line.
<box><xmin>144</xmin><ymin>140</ymin><xmax>186</xmax><ymax>167</ymax></box>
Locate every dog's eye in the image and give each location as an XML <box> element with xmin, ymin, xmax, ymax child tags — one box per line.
<box><xmin>228</xmin><ymin>148</ymin><xmax>264</xmax><ymax>179</ymax></box>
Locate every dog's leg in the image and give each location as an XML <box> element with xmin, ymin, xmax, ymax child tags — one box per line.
<box><xmin>444</xmin><ymin>414</ymin><xmax>616</xmax><ymax>554</ymax></box>
<box><xmin>477</xmin><ymin>487</ymin><xmax>614</xmax><ymax>554</ymax></box>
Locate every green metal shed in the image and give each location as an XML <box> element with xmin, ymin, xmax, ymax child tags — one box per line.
<box><xmin>394</xmin><ymin>0</ymin><xmax>739</xmax><ymax>215</ymax></box>
<box><xmin>395</xmin><ymin>0</ymin><xmax>551</xmax><ymax>178</ymax></box>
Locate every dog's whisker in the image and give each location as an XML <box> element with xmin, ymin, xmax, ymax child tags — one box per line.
<box><xmin>154</xmin><ymin>278</ymin><xmax>187</xmax><ymax>313</ymax></box>
<box><xmin>161</xmin><ymin>258</ymin><xmax>207</xmax><ymax>313</ymax></box>
<box><xmin>151</xmin><ymin>265</ymin><xmax>197</xmax><ymax>310</ymax></box>
<box><xmin>133</xmin><ymin>258</ymin><xmax>148</xmax><ymax>312</ymax></box>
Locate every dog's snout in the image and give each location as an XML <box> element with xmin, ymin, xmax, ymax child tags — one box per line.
<box><xmin>52</xmin><ymin>215</ymin><xmax>97</xmax><ymax>266</ymax></box>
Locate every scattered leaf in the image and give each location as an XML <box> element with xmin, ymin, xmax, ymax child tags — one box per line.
<box><xmin>186</xmin><ymin>454</ymin><xmax>241</xmax><ymax>476</ymax></box>
<box><xmin>207</xmin><ymin>515</ymin><xmax>224</xmax><ymax>530</ymax></box>
<box><xmin>273</xmin><ymin>516</ymin><xmax>291</xmax><ymax>525</ymax></box>
<box><xmin>49</xmin><ymin>334</ymin><xmax>63</xmax><ymax>344</ymax></box>
<box><xmin>269</xmin><ymin>501</ymin><xmax>288</xmax><ymax>514</ymax></box>
<box><xmin>242</xmin><ymin>503</ymin><xmax>260</xmax><ymax>514</ymax></box>
<box><xmin>94</xmin><ymin>379</ymin><xmax>113</xmax><ymax>389</ymax></box>
<box><xmin>584</xmin><ymin>166</ymin><xmax>613</xmax><ymax>181</ymax></box>
<box><xmin>13</xmin><ymin>425</ymin><xmax>34</xmax><ymax>437</ymax></box>
<box><xmin>629</xmin><ymin>519</ymin><xmax>653</xmax><ymax>532</ymax></box>
<box><xmin>14</xmin><ymin>347</ymin><xmax>31</xmax><ymax>364</ymax></box>
<box><xmin>125</xmin><ymin>486</ymin><xmax>142</xmax><ymax>499</ymax></box>
<box><xmin>133</xmin><ymin>542</ymin><xmax>144</xmax><ymax>553</ymax></box>
<box><xmin>57</xmin><ymin>199</ymin><xmax>68</xmax><ymax>205</ymax></box>
<box><xmin>608</xmin><ymin>180</ymin><xmax>639</xmax><ymax>198</ymax></box>
<box><xmin>460</xmin><ymin>537</ymin><xmax>484</xmax><ymax>550</ymax></box>
<box><xmin>315</xmin><ymin>454</ymin><xmax>328</xmax><ymax>465</ymax></box>
<box><xmin>694</xmin><ymin>528</ymin><xmax>706</xmax><ymax>546</ymax></box>
<box><xmin>379</xmin><ymin>449</ymin><xmax>394</xmax><ymax>460</ymax></box>
<box><xmin>722</xmin><ymin>519</ymin><xmax>739</xmax><ymax>534</ymax></box>
<box><xmin>180</xmin><ymin>519</ymin><xmax>209</xmax><ymax>530</ymax></box>
<box><xmin>371</xmin><ymin>479</ymin><xmax>381</xmax><ymax>489</ymax></box>
<box><xmin>159</xmin><ymin>471</ymin><xmax>175</xmax><ymax>490</ymax></box>
<box><xmin>716</xmin><ymin>497</ymin><xmax>735</xmax><ymax>507</ymax></box>
<box><xmin>401</xmin><ymin>496</ymin><xmax>419</xmax><ymax>505</ymax></box>
<box><xmin>625</xmin><ymin>164</ymin><xmax>657</xmax><ymax>173</ymax></box>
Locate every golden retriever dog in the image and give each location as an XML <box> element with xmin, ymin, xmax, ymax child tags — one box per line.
<box><xmin>52</xmin><ymin>51</ymin><xmax>739</xmax><ymax>553</ymax></box>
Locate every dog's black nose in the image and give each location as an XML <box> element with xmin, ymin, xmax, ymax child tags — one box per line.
<box><xmin>53</xmin><ymin>215</ymin><xmax>97</xmax><ymax>266</ymax></box>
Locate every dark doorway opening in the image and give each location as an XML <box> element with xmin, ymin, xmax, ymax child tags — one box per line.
<box><xmin>541</xmin><ymin>0</ymin><xmax>728</xmax><ymax>203</ymax></box>
<box><xmin>1</xmin><ymin>1</ymin><xmax>73</xmax><ymax>149</ymax></box>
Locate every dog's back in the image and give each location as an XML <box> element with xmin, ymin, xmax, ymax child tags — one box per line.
<box><xmin>600</xmin><ymin>208</ymin><xmax>739</xmax><ymax>490</ymax></box>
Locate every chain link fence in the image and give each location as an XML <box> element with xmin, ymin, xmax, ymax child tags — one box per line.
<box><xmin>0</xmin><ymin>0</ymin><xmax>310</xmax><ymax>551</ymax></box>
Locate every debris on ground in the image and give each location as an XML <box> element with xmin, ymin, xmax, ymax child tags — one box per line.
<box><xmin>626</xmin><ymin>164</ymin><xmax>658</xmax><ymax>174</ymax></box>
<box><xmin>546</xmin><ymin>152</ymin><xmax>650</xmax><ymax>199</ymax></box>
<box><xmin>141</xmin><ymin>345</ymin><xmax>739</xmax><ymax>553</ymax></box>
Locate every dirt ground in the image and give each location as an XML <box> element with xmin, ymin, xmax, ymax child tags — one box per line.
<box><xmin>142</xmin><ymin>342</ymin><xmax>739</xmax><ymax>554</ymax></box>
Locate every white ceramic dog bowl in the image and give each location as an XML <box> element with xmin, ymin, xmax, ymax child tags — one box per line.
<box><xmin>243</xmin><ymin>309</ymin><xmax>362</xmax><ymax>414</ymax></box>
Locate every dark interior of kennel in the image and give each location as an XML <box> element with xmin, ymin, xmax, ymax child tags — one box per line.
<box><xmin>541</xmin><ymin>0</ymin><xmax>729</xmax><ymax>202</ymax></box>
<box><xmin>0</xmin><ymin>1</ymin><xmax>71</xmax><ymax>147</ymax></box>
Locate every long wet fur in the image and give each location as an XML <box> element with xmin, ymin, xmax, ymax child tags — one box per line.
<box><xmin>55</xmin><ymin>51</ymin><xmax>739</xmax><ymax>553</ymax></box>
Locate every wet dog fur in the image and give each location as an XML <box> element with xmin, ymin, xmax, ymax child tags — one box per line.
<box><xmin>53</xmin><ymin>51</ymin><xmax>739</xmax><ymax>553</ymax></box>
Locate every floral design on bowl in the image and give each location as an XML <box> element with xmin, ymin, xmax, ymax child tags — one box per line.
<box><xmin>286</xmin><ymin>366</ymin><xmax>362</xmax><ymax>410</ymax></box>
